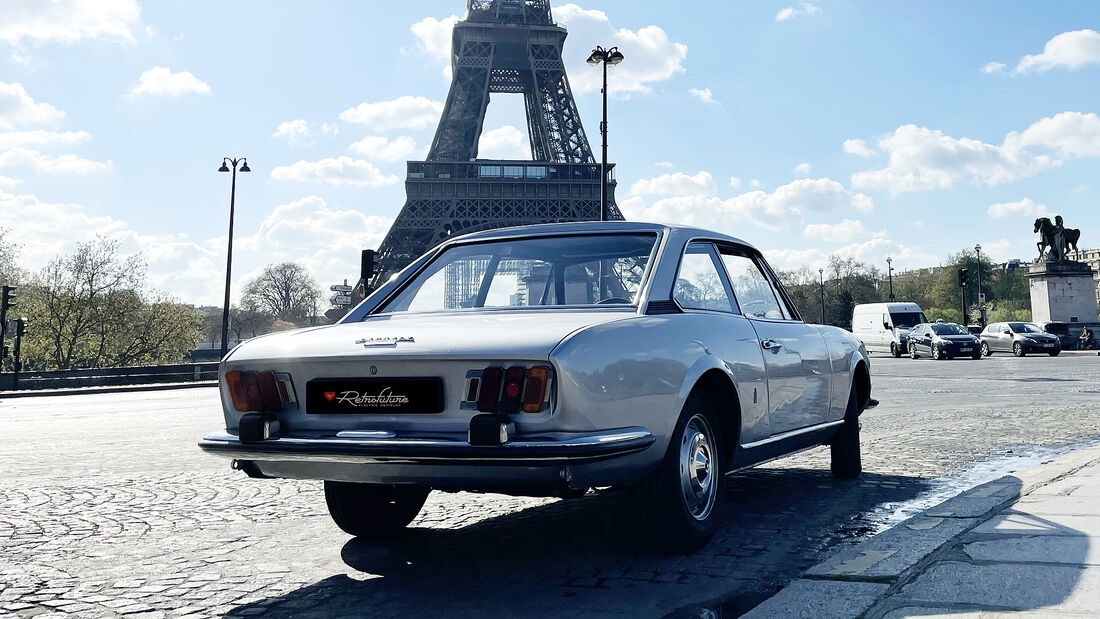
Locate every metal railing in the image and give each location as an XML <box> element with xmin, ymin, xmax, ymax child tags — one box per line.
<box><xmin>0</xmin><ymin>363</ymin><xmax>219</xmax><ymax>391</ymax></box>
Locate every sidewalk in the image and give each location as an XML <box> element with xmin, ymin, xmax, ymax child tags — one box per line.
<box><xmin>745</xmin><ymin>445</ymin><xmax>1100</xmax><ymax>618</ymax></box>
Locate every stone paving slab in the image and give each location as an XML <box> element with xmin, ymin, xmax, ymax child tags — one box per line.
<box><xmin>740</xmin><ymin>579</ymin><xmax>888</xmax><ymax>618</ymax></box>
<box><xmin>962</xmin><ymin>535</ymin><xmax>1100</xmax><ymax>565</ymax></box>
<box><xmin>896</xmin><ymin>562</ymin><xmax>1100</xmax><ymax>612</ymax></box>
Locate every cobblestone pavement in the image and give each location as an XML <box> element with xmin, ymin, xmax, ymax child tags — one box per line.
<box><xmin>1</xmin><ymin>355</ymin><xmax>1098</xmax><ymax>617</ymax></box>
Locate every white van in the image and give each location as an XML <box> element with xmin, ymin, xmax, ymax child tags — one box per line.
<box><xmin>852</xmin><ymin>302</ymin><xmax>928</xmax><ymax>357</ymax></box>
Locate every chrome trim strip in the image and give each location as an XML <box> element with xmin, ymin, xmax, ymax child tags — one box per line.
<box><xmin>740</xmin><ymin>420</ymin><xmax>844</xmax><ymax>450</ymax></box>
<box><xmin>336</xmin><ymin>430</ymin><xmax>397</xmax><ymax>439</ymax></box>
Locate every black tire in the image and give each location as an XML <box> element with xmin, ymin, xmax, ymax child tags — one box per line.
<box><xmin>1049</xmin><ymin>350</ymin><xmax>1060</xmax><ymax>357</ymax></box>
<box><xmin>324</xmin><ymin>482</ymin><xmax>430</xmax><ymax>538</ymax></box>
<box><xmin>831</xmin><ymin>386</ymin><xmax>862</xmax><ymax>479</ymax></box>
<box><xmin>971</xmin><ymin>350</ymin><xmax>982</xmax><ymax>360</ymax></box>
<box><xmin>890</xmin><ymin>342</ymin><xmax>902</xmax><ymax>358</ymax></box>
<box><xmin>633</xmin><ymin>392</ymin><xmax>724</xmax><ymax>554</ymax></box>
<box><xmin>981</xmin><ymin>342</ymin><xmax>992</xmax><ymax>357</ymax></box>
<box><xmin>910</xmin><ymin>343</ymin><xmax>920</xmax><ymax>359</ymax></box>
<box><xmin>1013</xmin><ymin>342</ymin><xmax>1025</xmax><ymax>357</ymax></box>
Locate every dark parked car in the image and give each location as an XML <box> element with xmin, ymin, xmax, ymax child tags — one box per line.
<box><xmin>1040</xmin><ymin>321</ymin><xmax>1073</xmax><ymax>348</ymax></box>
<box><xmin>981</xmin><ymin>322</ymin><xmax>1061</xmax><ymax>357</ymax></box>
<box><xmin>908</xmin><ymin>322</ymin><xmax>982</xmax><ymax>360</ymax></box>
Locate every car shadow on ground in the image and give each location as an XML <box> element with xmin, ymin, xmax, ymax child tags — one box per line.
<box><xmin>223</xmin><ymin>465</ymin><xmax>944</xmax><ymax>617</ymax></box>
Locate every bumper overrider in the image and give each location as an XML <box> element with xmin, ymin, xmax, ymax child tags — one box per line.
<box><xmin>198</xmin><ymin>426</ymin><xmax>655</xmax><ymax>467</ymax></box>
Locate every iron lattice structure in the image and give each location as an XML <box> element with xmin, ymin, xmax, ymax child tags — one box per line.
<box><xmin>368</xmin><ymin>0</ymin><xmax>622</xmax><ymax>290</ymax></box>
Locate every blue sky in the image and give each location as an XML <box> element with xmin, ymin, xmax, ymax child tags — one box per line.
<box><xmin>2</xmin><ymin>1</ymin><xmax>1099</xmax><ymax>304</ymax></box>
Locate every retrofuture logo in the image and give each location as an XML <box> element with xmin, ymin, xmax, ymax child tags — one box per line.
<box><xmin>355</xmin><ymin>336</ymin><xmax>415</xmax><ymax>348</ymax></box>
<box><xmin>324</xmin><ymin>387</ymin><xmax>410</xmax><ymax>408</ymax></box>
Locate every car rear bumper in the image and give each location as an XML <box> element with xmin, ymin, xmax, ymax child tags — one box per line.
<box><xmin>198</xmin><ymin>427</ymin><xmax>655</xmax><ymax>466</ymax></box>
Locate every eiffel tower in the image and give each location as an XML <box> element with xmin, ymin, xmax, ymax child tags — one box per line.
<box><xmin>367</xmin><ymin>0</ymin><xmax>623</xmax><ymax>291</ymax></box>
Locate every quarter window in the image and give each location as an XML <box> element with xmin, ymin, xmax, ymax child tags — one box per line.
<box><xmin>674</xmin><ymin>243</ymin><xmax>735</xmax><ymax>312</ymax></box>
<box><xmin>719</xmin><ymin>252</ymin><xmax>787</xmax><ymax>320</ymax></box>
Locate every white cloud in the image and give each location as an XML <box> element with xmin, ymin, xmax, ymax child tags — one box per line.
<box><xmin>842</xmin><ymin>138</ymin><xmax>876</xmax><ymax>158</ymax></box>
<box><xmin>348</xmin><ymin>135</ymin><xmax>419</xmax><ymax>162</ymax></box>
<box><xmin>689</xmin><ymin>87</ymin><xmax>718</xmax><ymax>104</ymax></box>
<box><xmin>803</xmin><ymin>219</ymin><xmax>886</xmax><ymax>244</ymax></box>
<box><xmin>1016</xmin><ymin>29</ymin><xmax>1100</xmax><ymax>73</ymax></box>
<box><xmin>750</xmin><ymin>179</ymin><xmax>761</xmax><ymax>187</ymax></box>
<box><xmin>127</xmin><ymin>67</ymin><xmax>211</xmax><ymax>98</ymax></box>
<box><xmin>0</xmin><ymin>189</ymin><xmax>129</xmax><ymax>268</ymax></box>
<box><xmin>630</xmin><ymin>171</ymin><xmax>717</xmax><ymax>197</ymax></box>
<box><xmin>729</xmin><ymin>176</ymin><xmax>742</xmax><ymax>188</ymax></box>
<box><xmin>410</xmin><ymin>15</ymin><xmax>461</xmax><ymax>60</ymax></box>
<box><xmin>979</xmin><ymin>238</ymin><xmax>1013</xmax><ymax>261</ymax></box>
<box><xmin>270</xmin><ymin>156</ymin><xmax>400</xmax><ymax>187</ymax></box>
<box><xmin>652</xmin><ymin>161</ymin><xmax>675</xmax><ymax>168</ymax></box>
<box><xmin>987</xmin><ymin>197</ymin><xmax>1049</xmax><ymax>219</ymax></box>
<box><xmin>477</xmin><ymin>125</ymin><xmax>529</xmax><ymax>160</ymax></box>
<box><xmin>0</xmin><ymin>0</ymin><xmax>140</xmax><ymax>45</ymax></box>
<box><xmin>555</xmin><ymin>4</ymin><xmax>687</xmax><ymax>95</ymax></box>
<box><xmin>762</xmin><ymin>247</ymin><xmax>828</xmax><ymax>271</ymax></box>
<box><xmin>622</xmin><ymin>177</ymin><xmax>872</xmax><ymax>231</ymax></box>
<box><xmin>339</xmin><ymin>96</ymin><xmax>443</xmax><ymax>131</ymax></box>
<box><xmin>831</xmin><ymin>237</ymin><xmax>937</xmax><ymax>268</ymax></box>
<box><xmin>981</xmin><ymin>61</ymin><xmax>1007</xmax><ymax>74</ymax></box>
<box><xmin>0</xmin><ymin>130</ymin><xmax>91</xmax><ymax>149</ymax></box>
<box><xmin>0</xmin><ymin>147</ymin><xmax>111</xmax><ymax>174</ymax></box>
<box><xmin>0</xmin><ymin>82</ymin><xmax>65</xmax><ymax>130</ymax></box>
<box><xmin>793</xmin><ymin>162</ymin><xmax>812</xmax><ymax>176</ymax></box>
<box><xmin>272</xmin><ymin>120</ymin><xmax>337</xmax><ymax>146</ymax></box>
<box><xmin>776</xmin><ymin>2</ymin><xmax>821</xmax><ymax>22</ymax></box>
<box><xmin>853</xmin><ymin>111</ymin><xmax>1100</xmax><ymax>196</ymax></box>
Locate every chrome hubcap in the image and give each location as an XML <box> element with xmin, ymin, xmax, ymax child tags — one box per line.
<box><xmin>679</xmin><ymin>414</ymin><xmax>717</xmax><ymax>520</ymax></box>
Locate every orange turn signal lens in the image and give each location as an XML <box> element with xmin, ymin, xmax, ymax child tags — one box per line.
<box><xmin>224</xmin><ymin>371</ymin><xmax>249</xmax><ymax>412</ymax></box>
<box><xmin>522</xmin><ymin>366</ymin><xmax>549</xmax><ymax>413</ymax></box>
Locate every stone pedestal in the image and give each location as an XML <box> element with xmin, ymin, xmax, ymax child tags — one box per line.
<box><xmin>1028</xmin><ymin>261</ymin><xmax>1099</xmax><ymax>324</ymax></box>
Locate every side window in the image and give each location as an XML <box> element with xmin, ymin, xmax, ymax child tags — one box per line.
<box><xmin>718</xmin><ymin>251</ymin><xmax>788</xmax><ymax>320</ymax></box>
<box><xmin>674</xmin><ymin>243</ymin><xmax>735</xmax><ymax>312</ymax></box>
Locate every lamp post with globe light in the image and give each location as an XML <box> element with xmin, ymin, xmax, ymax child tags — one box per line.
<box><xmin>887</xmin><ymin>256</ymin><xmax>894</xmax><ymax>300</ymax></box>
<box><xmin>586</xmin><ymin>45</ymin><xmax>624</xmax><ymax>222</ymax></box>
<box><xmin>218</xmin><ymin>157</ymin><xmax>250</xmax><ymax>358</ymax></box>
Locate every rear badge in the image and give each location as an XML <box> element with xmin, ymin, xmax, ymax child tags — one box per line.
<box><xmin>356</xmin><ymin>336</ymin><xmax>415</xmax><ymax>348</ymax></box>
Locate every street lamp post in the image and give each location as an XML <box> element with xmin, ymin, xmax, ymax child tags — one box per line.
<box><xmin>218</xmin><ymin>156</ymin><xmax>250</xmax><ymax>358</ymax></box>
<box><xmin>886</xmin><ymin>256</ymin><xmax>895</xmax><ymax>301</ymax></box>
<box><xmin>587</xmin><ymin>45</ymin><xmax>624</xmax><ymax>222</ymax></box>
<box><xmin>974</xmin><ymin>243</ymin><xmax>984</xmax><ymax>327</ymax></box>
<box><xmin>819</xmin><ymin>268</ymin><xmax>825</xmax><ymax>324</ymax></box>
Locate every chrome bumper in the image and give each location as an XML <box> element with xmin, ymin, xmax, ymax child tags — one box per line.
<box><xmin>198</xmin><ymin>427</ymin><xmax>656</xmax><ymax>466</ymax></box>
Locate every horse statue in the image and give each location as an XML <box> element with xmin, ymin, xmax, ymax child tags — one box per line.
<box><xmin>1034</xmin><ymin>216</ymin><xmax>1081</xmax><ymax>262</ymax></box>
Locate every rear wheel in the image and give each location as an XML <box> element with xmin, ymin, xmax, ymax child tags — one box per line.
<box><xmin>633</xmin><ymin>392</ymin><xmax>723</xmax><ymax>554</ymax></box>
<box><xmin>324</xmin><ymin>482</ymin><xmax>430</xmax><ymax>539</ymax></box>
<box><xmin>1013</xmin><ymin>342</ymin><xmax>1025</xmax><ymax>357</ymax></box>
<box><xmin>981</xmin><ymin>342</ymin><xmax>992</xmax><ymax>356</ymax></box>
<box><xmin>830</xmin><ymin>386</ymin><xmax>862</xmax><ymax>479</ymax></box>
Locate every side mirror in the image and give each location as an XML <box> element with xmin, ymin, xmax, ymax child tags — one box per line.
<box><xmin>1002</xmin><ymin>329</ymin><xmax>1011</xmax><ymax>335</ymax></box>
<box><xmin>883</xmin><ymin>322</ymin><xmax>892</xmax><ymax>330</ymax></box>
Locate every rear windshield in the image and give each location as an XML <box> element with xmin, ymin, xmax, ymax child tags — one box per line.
<box><xmin>378</xmin><ymin>234</ymin><xmax>657</xmax><ymax>314</ymax></box>
<box><xmin>890</xmin><ymin>312</ymin><xmax>927</xmax><ymax>328</ymax></box>
<box><xmin>932</xmin><ymin>324</ymin><xmax>968</xmax><ymax>335</ymax></box>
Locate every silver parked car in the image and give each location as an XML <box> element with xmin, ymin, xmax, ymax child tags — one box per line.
<box><xmin>980</xmin><ymin>322</ymin><xmax>1062</xmax><ymax>357</ymax></box>
<box><xmin>200</xmin><ymin>222</ymin><xmax>875</xmax><ymax>552</ymax></box>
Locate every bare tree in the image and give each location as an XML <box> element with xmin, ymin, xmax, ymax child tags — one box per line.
<box><xmin>241</xmin><ymin>262</ymin><xmax>321</xmax><ymax>326</ymax></box>
<box><xmin>0</xmin><ymin>228</ymin><xmax>22</xmax><ymax>286</ymax></box>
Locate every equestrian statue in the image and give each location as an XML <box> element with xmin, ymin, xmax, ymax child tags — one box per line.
<box><xmin>1034</xmin><ymin>215</ymin><xmax>1081</xmax><ymax>262</ymax></box>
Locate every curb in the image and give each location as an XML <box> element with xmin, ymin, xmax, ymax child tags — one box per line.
<box><xmin>742</xmin><ymin>444</ymin><xmax>1100</xmax><ymax>618</ymax></box>
<box><xmin>0</xmin><ymin>381</ymin><xmax>218</xmax><ymax>399</ymax></box>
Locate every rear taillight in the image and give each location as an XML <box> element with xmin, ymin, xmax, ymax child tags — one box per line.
<box><xmin>468</xmin><ymin>365</ymin><xmax>551</xmax><ymax>414</ymax></box>
<box><xmin>224</xmin><ymin>370</ymin><xmax>294</xmax><ymax>412</ymax></box>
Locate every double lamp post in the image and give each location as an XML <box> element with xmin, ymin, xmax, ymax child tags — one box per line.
<box><xmin>587</xmin><ymin>45</ymin><xmax>624</xmax><ymax>222</ymax></box>
<box><xmin>218</xmin><ymin>157</ymin><xmax>249</xmax><ymax>358</ymax></box>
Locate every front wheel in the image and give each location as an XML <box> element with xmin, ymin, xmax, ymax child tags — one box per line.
<box><xmin>971</xmin><ymin>350</ymin><xmax>982</xmax><ymax>360</ymax></box>
<box><xmin>633</xmin><ymin>394</ymin><xmax>723</xmax><ymax>554</ymax></box>
<box><xmin>890</xmin><ymin>342</ymin><xmax>902</xmax><ymax>358</ymax></box>
<box><xmin>1049</xmin><ymin>349</ymin><xmax>1061</xmax><ymax>357</ymax></box>
<box><xmin>981</xmin><ymin>342</ymin><xmax>992</xmax><ymax>357</ymax></box>
<box><xmin>1013</xmin><ymin>342</ymin><xmax>1025</xmax><ymax>357</ymax></box>
<box><xmin>910</xmin><ymin>343</ymin><xmax>920</xmax><ymax>359</ymax></box>
<box><xmin>830</xmin><ymin>386</ymin><xmax>862</xmax><ymax>479</ymax></box>
<box><xmin>932</xmin><ymin>344</ymin><xmax>943</xmax><ymax>360</ymax></box>
<box><xmin>324</xmin><ymin>482</ymin><xmax>430</xmax><ymax>539</ymax></box>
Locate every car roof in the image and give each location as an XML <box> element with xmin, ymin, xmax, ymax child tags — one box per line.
<box><xmin>450</xmin><ymin>221</ymin><xmax>756</xmax><ymax>250</ymax></box>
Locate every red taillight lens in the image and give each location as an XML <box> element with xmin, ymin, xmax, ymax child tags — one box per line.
<box><xmin>477</xmin><ymin>367</ymin><xmax>503</xmax><ymax>412</ymax></box>
<box><xmin>224</xmin><ymin>370</ymin><xmax>283</xmax><ymax>412</ymax></box>
<box><xmin>522</xmin><ymin>366</ymin><xmax>549</xmax><ymax>413</ymax></box>
<box><xmin>499</xmin><ymin>366</ymin><xmax>526</xmax><ymax>413</ymax></box>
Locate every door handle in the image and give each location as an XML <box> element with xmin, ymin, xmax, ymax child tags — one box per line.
<box><xmin>761</xmin><ymin>339</ymin><xmax>782</xmax><ymax>350</ymax></box>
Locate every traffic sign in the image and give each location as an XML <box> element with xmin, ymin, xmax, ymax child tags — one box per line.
<box><xmin>330</xmin><ymin>284</ymin><xmax>354</xmax><ymax>293</ymax></box>
<box><xmin>330</xmin><ymin>295</ymin><xmax>354</xmax><ymax>306</ymax></box>
<box><xmin>978</xmin><ymin>293</ymin><xmax>986</xmax><ymax>303</ymax></box>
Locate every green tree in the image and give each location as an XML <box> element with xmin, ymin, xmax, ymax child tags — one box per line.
<box><xmin>0</xmin><ymin>228</ymin><xmax>22</xmax><ymax>287</ymax></box>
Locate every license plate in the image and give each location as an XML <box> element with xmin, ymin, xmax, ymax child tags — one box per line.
<box><xmin>306</xmin><ymin>378</ymin><xmax>443</xmax><ymax>414</ymax></box>
<box><xmin>960</xmin><ymin>348</ymin><xmax>972</xmax><ymax>352</ymax></box>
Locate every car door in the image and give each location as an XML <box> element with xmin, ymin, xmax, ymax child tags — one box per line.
<box><xmin>716</xmin><ymin>246</ymin><xmax>832</xmax><ymax>434</ymax></box>
<box><xmin>916</xmin><ymin>325</ymin><xmax>934</xmax><ymax>354</ymax></box>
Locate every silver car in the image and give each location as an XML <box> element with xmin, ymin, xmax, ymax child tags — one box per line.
<box><xmin>200</xmin><ymin>222</ymin><xmax>875</xmax><ymax>552</ymax></box>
